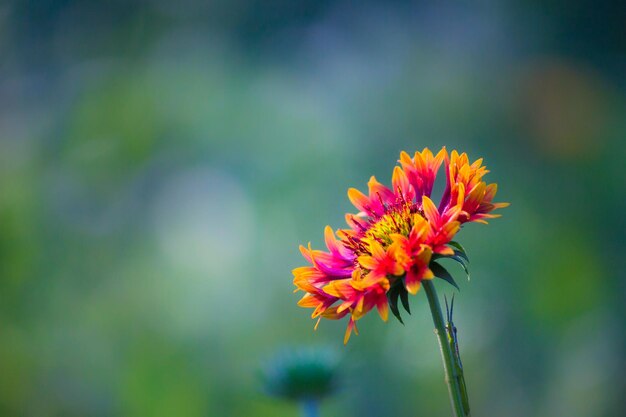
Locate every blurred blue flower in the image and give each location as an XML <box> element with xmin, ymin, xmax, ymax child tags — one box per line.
<box><xmin>260</xmin><ymin>346</ymin><xmax>340</xmax><ymax>402</ymax></box>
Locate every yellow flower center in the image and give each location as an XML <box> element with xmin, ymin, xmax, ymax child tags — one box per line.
<box><xmin>362</xmin><ymin>203</ymin><xmax>415</xmax><ymax>249</ymax></box>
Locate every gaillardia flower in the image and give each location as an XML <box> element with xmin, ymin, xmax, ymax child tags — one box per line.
<box><xmin>293</xmin><ymin>148</ymin><xmax>508</xmax><ymax>343</ymax></box>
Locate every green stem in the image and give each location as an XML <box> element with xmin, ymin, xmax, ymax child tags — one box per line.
<box><xmin>300</xmin><ymin>399</ymin><xmax>319</xmax><ymax>417</ymax></box>
<box><xmin>422</xmin><ymin>280</ymin><xmax>467</xmax><ymax>417</ymax></box>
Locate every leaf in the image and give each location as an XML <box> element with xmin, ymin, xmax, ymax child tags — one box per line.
<box><xmin>447</xmin><ymin>255</ymin><xmax>471</xmax><ymax>281</ymax></box>
<box><xmin>430</xmin><ymin>261</ymin><xmax>460</xmax><ymax>291</ymax></box>
<box><xmin>448</xmin><ymin>241</ymin><xmax>469</xmax><ymax>263</ymax></box>
<box><xmin>387</xmin><ymin>285</ymin><xmax>404</xmax><ymax>324</ymax></box>
<box><xmin>453</xmin><ymin>250</ymin><xmax>469</xmax><ymax>263</ymax></box>
<box><xmin>399</xmin><ymin>286</ymin><xmax>411</xmax><ymax>314</ymax></box>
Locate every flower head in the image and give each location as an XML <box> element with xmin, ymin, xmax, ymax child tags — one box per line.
<box><xmin>294</xmin><ymin>148</ymin><xmax>508</xmax><ymax>343</ymax></box>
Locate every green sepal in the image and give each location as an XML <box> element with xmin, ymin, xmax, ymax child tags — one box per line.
<box><xmin>387</xmin><ymin>284</ymin><xmax>404</xmax><ymax>324</ymax></box>
<box><xmin>447</xmin><ymin>241</ymin><xmax>469</xmax><ymax>263</ymax></box>
<box><xmin>399</xmin><ymin>287</ymin><xmax>411</xmax><ymax>315</ymax></box>
<box><xmin>430</xmin><ymin>261</ymin><xmax>460</xmax><ymax>291</ymax></box>
<box><xmin>448</xmin><ymin>255</ymin><xmax>471</xmax><ymax>281</ymax></box>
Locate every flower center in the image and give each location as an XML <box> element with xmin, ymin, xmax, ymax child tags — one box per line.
<box><xmin>360</xmin><ymin>200</ymin><xmax>422</xmax><ymax>251</ymax></box>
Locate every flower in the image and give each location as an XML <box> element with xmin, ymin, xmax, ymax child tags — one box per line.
<box><xmin>294</xmin><ymin>148</ymin><xmax>508</xmax><ymax>343</ymax></box>
<box><xmin>260</xmin><ymin>347</ymin><xmax>339</xmax><ymax>401</ymax></box>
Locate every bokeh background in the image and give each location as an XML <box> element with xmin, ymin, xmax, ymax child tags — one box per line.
<box><xmin>1</xmin><ymin>1</ymin><xmax>625</xmax><ymax>416</ymax></box>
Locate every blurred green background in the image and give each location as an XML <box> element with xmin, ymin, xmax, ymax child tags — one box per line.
<box><xmin>0</xmin><ymin>1</ymin><xmax>625</xmax><ymax>416</ymax></box>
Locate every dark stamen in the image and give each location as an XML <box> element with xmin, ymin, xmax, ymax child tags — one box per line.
<box><xmin>397</xmin><ymin>186</ymin><xmax>406</xmax><ymax>205</ymax></box>
<box><xmin>376</xmin><ymin>192</ymin><xmax>387</xmax><ymax>212</ymax></box>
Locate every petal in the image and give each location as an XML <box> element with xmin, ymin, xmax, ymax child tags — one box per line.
<box><xmin>389</xmin><ymin>262</ymin><xmax>405</xmax><ymax>276</ymax></box>
<box><xmin>376</xmin><ymin>298</ymin><xmax>389</xmax><ymax>322</ymax></box>
<box><xmin>453</xmin><ymin>182</ymin><xmax>466</xmax><ymax>207</ymax></box>
<box><xmin>337</xmin><ymin>300</ymin><xmax>353</xmax><ymax>314</ymax></box>
<box><xmin>421</xmin><ymin>196</ymin><xmax>441</xmax><ymax>224</ymax></box>
<box><xmin>321</xmin><ymin>306</ymin><xmax>349</xmax><ymax>320</ymax></box>
<box><xmin>357</xmin><ymin>255</ymin><xmax>379</xmax><ymax>270</ymax></box>
<box><xmin>314</xmin><ymin>317</ymin><xmax>322</xmax><ymax>330</ymax></box>
<box><xmin>441</xmin><ymin>221</ymin><xmax>461</xmax><ymax>241</ymax></box>
<box><xmin>292</xmin><ymin>266</ymin><xmax>325</xmax><ymax>280</ymax></box>
<box><xmin>471</xmin><ymin>157</ymin><xmax>484</xmax><ymax>169</ymax></box>
<box><xmin>343</xmin><ymin>317</ymin><xmax>358</xmax><ymax>344</ymax></box>
<box><xmin>348</xmin><ymin>188</ymin><xmax>371</xmax><ymax>214</ymax></box>
<box><xmin>416</xmin><ymin>244</ymin><xmax>433</xmax><ymax>266</ymax></box>
<box><xmin>297</xmin><ymin>294</ymin><xmax>322</xmax><ymax>308</ymax></box>
<box><xmin>293</xmin><ymin>276</ymin><xmax>318</xmax><ymax>293</ymax></box>
<box><xmin>405</xmin><ymin>268</ymin><xmax>422</xmax><ymax>295</ymax></box>
<box><xmin>389</xmin><ymin>233</ymin><xmax>408</xmax><ymax>247</ymax></box>
<box><xmin>433</xmin><ymin>147</ymin><xmax>448</xmax><ymax>169</ymax></box>
<box><xmin>324</xmin><ymin>225</ymin><xmax>353</xmax><ymax>259</ymax></box>
<box><xmin>368</xmin><ymin>239</ymin><xmax>386</xmax><ymax>260</ymax></box>
<box><xmin>312</xmin><ymin>297</ymin><xmax>339</xmax><ymax>318</ymax></box>
<box><xmin>466</xmin><ymin>182</ymin><xmax>486</xmax><ymax>208</ymax></box>
<box><xmin>305</xmin><ymin>244</ymin><xmax>353</xmax><ymax>277</ymax></box>
<box><xmin>355</xmin><ymin>295</ymin><xmax>365</xmax><ymax>313</ymax></box>
<box><xmin>352</xmin><ymin>270</ymin><xmax>387</xmax><ymax>290</ymax></box>
<box><xmin>414</xmin><ymin>150</ymin><xmax>426</xmax><ymax>171</ymax></box>
<box><xmin>323</xmin><ymin>279</ymin><xmax>354</xmax><ymax>298</ymax></box>
<box><xmin>422</xmin><ymin>268</ymin><xmax>435</xmax><ymax>280</ymax></box>
<box><xmin>345</xmin><ymin>213</ymin><xmax>369</xmax><ymax>232</ymax></box>
<box><xmin>410</xmin><ymin>215</ymin><xmax>429</xmax><ymax>239</ymax></box>
<box><xmin>399</xmin><ymin>150</ymin><xmax>413</xmax><ymax>166</ymax></box>
<box><xmin>433</xmin><ymin>245</ymin><xmax>454</xmax><ymax>256</ymax></box>
<box><xmin>392</xmin><ymin>166</ymin><xmax>413</xmax><ymax>200</ymax></box>
<box><xmin>484</xmin><ymin>183</ymin><xmax>498</xmax><ymax>202</ymax></box>
<box><xmin>367</xmin><ymin>176</ymin><xmax>394</xmax><ymax>204</ymax></box>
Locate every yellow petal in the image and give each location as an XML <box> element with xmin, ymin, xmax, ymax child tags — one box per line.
<box><xmin>422</xmin><ymin>196</ymin><xmax>440</xmax><ymax>223</ymax></box>
<box><xmin>377</xmin><ymin>300</ymin><xmax>389</xmax><ymax>322</ymax></box>
<box><xmin>348</xmin><ymin>188</ymin><xmax>370</xmax><ymax>213</ymax></box>
<box><xmin>357</xmin><ymin>255</ymin><xmax>378</xmax><ymax>270</ymax></box>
